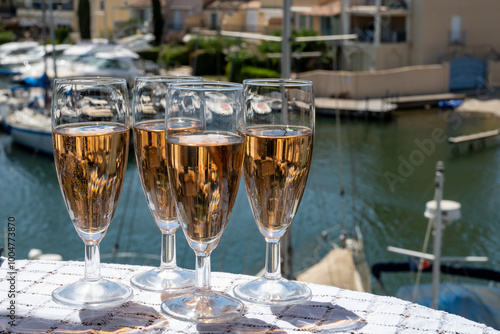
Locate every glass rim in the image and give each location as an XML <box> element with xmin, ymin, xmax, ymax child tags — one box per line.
<box><xmin>134</xmin><ymin>75</ymin><xmax>203</xmax><ymax>83</ymax></box>
<box><xmin>53</xmin><ymin>76</ymin><xmax>127</xmax><ymax>85</ymax></box>
<box><xmin>169</xmin><ymin>81</ymin><xmax>243</xmax><ymax>92</ymax></box>
<box><xmin>243</xmin><ymin>78</ymin><xmax>313</xmax><ymax>87</ymax></box>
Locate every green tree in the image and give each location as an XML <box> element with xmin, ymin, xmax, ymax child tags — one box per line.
<box><xmin>152</xmin><ymin>0</ymin><xmax>164</xmax><ymax>46</ymax></box>
<box><xmin>0</xmin><ymin>22</ymin><xmax>15</xmax><ymax>44</ymax></box>
<box><xmin>78</xmin><ymin>0</ymin><xmax>91</xmax><ymax>40</ymax></box>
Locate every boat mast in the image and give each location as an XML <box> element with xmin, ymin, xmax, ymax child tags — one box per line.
<box><xmin>48</xmin><ymin>0</ymin><xmax>57</xmax><ymax>79</ymax></box>
<box><xmin>280</xmin><ymin>0</ymin><xmax>292</xmax><ymax>279</ymax></box>
<box><xmin>281</xmin><ymin>0</ymin><xmax>291</xmax><ymax>79</ymax></box>
<box><xmin>430</xmin><ymin>161</ymin><xmax>444</xmax><ymax>309</ymax></box>
<box><xmin>42</xmin><ymin>0</ymin><xmax>49</xmax><ymax>106</ymax></box>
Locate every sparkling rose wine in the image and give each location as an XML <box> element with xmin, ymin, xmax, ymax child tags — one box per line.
<box><xmin>53</xmin><ymin>122</ymin><xmax>129</xmax><ymax>241</ymax></box>
<box><xmin>134</xmin><ymin>119</ymin><xmax>203</xmax><ymax>231</ymax></box>
<box><xmin>166</xmin><ymin>132</ymin><xmax>244</xmax><ymax>253</ymax></box>
<box><xmin>242</xmin><ymin>125</ymin><xmax>313</xmax><ymax>239</ymax></box>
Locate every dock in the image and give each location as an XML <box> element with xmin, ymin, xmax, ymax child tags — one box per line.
<box><xmin>315</xmin><ymin>97</ymin><xmax>396</xmax><ymax>120</ymax></box>
<box><xmin>448</xmin><ymin>129</ymin><xmax>500</xmax><ymax>151</ymax></box>
<box><xmin>314</xmin><ymin>93</ymin><xmax>468</xmax><ymax>120</ymax></box>
<box><xmin>391</xmin><ymin>93</ymin><xmax>467</xmax><ymax>109</ymax></box>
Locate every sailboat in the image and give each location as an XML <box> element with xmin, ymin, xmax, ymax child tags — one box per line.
<box><xmin>295</xmin><ymin>225</ymin><xmax>371</xmax><ymax>292</ymax></box>
<box><xmin>371</xmin><ymin>161</ymin><xmax>500</xmax><ymax>328</ymax></box>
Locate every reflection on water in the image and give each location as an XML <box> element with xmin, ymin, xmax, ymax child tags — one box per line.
<box><xmin>1</xmin><ymin>108</ymin><xmax>500</xmax><ymax>296</ymax></box>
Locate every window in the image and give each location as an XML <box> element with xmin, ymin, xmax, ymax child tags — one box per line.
<box><xmin>300</xmin><ymin>15</ymin><xmax>306</xmax><ymax>30</ymax></box>
<box><xmin>320</xmin><ymin>17</ymin><xmax>332</xmax><ymax>35</ymax></box>
<box><xmin>210</xmin><ymin>13</ymin><xmax>218</xmax><ymax>30</ymax></box>
<box><xmin>450</xmin><ymin>16</ymin><xmax>462</xmax><ymax>44</ymax></box>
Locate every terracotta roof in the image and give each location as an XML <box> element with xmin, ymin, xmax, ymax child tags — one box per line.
<box><xmin>205</xmin><ymin>0</ymin><xmax>247</xmax><ymax>11</ymax></box>
<box><xmin>126</xmin><ymin>0</ymin><xmax>166</xmax><ymax>8</ymax></box>
<box><xmin>305</xmin><ymin>1</ymin><xmax>341</xmax><ymax>17</ymax></box>
<box><xmin>241</xmin><ymin>0</ymin><xmax>260</xmax><ymax>10</ymax></box>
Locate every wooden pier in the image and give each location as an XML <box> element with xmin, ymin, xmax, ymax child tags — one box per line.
<box><xmin>448</xmin><ymin>129</ymin><xmax>500</xmax><ymax>151</ymax></box>
<box><xmin>315</xmin><ymin>97</ymin><xmax>396</xmax><ymax>120</ymax></box>
<box><xmin>314</xmin><ymin>93</ymin><xmax>467</xmax><ymax>120</ymax></box>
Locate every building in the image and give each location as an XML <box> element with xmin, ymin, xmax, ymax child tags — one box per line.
<box><xmin>293</xmin><ymin>0</ymin><xmax>341</xmax><ymax>36</ymax></box>
<box><xmin>8</xmin><ymin>0</ymin><xmax>131</xmax><ymax>41</ymax></box>
<box><xmin>90</xmin><ymin>0</ymin><xmax>130</xmax><ymax>39</ymax></box>
<box><xmin>202</xmin><ymin>0</ymin><xmax>342</xmax><ymax>35</ymax></box>
<box><xmin>12</xmin><ymin>0</ymin><xmax>76</xmax><ymax>39</ymax></box>
<box><xmin>341</xmin><ymin>0</ymin><xmax>500</xmax><ymax>73</ymax></box>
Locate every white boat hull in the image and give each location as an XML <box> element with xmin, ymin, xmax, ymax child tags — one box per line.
<box><xmin>10</xmin><ymin>124</ymin><xmax>52</xmax><ymax>155</ymax></box>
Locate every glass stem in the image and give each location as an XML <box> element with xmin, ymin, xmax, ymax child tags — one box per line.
<box><xmin>84</xmin><ymin>243</ymin><xmax>101</xmax><ymax>282</ymax></box>
<box><xmin>195</xmin><ymin>253</ymin><xmax>211</xmax><ymax>293</ymax></box>
<box><xmin>264</xmin><ymin>239</ymin><xmax>282</xmax><ymax>280</ymax></box>
<box><xmin>160</xmin><ymin>231</ymin><xmax>177</xmax><ymax>270</ymax></box>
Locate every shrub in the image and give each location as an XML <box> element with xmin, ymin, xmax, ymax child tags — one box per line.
<box><xmin>192</xmin><ymin>50</ymin><xmax>226</xmax><ymax>76</ymax></box>
<box><xmin>138</xmin><ymin>47</ymin><xmax>161</xmax><ymax>62</ymax></box>
<box><xmin>240</xmin><ymin>66</ymin><xmax>280</xmax><ymax>81</ymax></box>
<box><xmin>55</xmin><ymin>27</ymin><xmax>71</xmax><ymax>44</ymax></box>
<box><xmin>186</xmin><ymin>36</ymin><xmax>238</xmax><ymax>54</ymax></box>
<box><xmin>226</xmin><ymin>45</ymin><xmax>277</xmax><ymax>83</ymax></box>
<box><xmin>0</xmin><ymin>31</ymin><xmax>15</xmax><ymax>45</ymax></box>
<box><xmin>258</xmin><ymin>29</ymin><xmax>335</xmax><ymax>72</ymax></box>
<box><xmin>159</xmin><ymin>44</ymin><xmax>189</xmax><ymax>69</ymax></box>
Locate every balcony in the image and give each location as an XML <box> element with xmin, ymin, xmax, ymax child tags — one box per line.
<box><xmin>350</xmin><ymin>0</ymin><xmax>407</xmax><ymax>7</ymax></box>
<box><xmin>350</xmin><ymin>14</ymin><xmax>408</xmax><ymax>44</ymax></box>
<box><xmin>354</xmin><ymin>28</ymin><xmax>406</xmax><ymax>43</ymax></box>
<box><xmin>348</xmin><ymin>0</ymin><xmax>409</xmax><ymax>16</ymax></box>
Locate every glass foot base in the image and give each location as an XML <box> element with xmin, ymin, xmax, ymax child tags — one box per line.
<box><xmin>161</xmin><ymin>290</ymin><xmax>244</xmax><ymax>323</ymax></box>
<box><xmin>130</xmin><ymin>267</ymin><xmax>195</xmax><ymax>293</ymax></box>
<box><xmin>52</xmin><ymin>278</ymin><xmax>133</xmax><ymax>309</ymax></box>
<box><xmin>234</xmin><ymin>276</ymin><xmax>311</xmax><ymax>305</ymax></box>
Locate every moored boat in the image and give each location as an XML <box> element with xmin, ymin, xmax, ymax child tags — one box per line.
<box><xmin>4</xmin><ymin>108</ymin><xmax>52</xmax><ymax>155</ymax></box>
<box><xmin>438</xmin><ymin>98</ymin><xmax>463</xmax><ymax>110</ymax></box>
<box><xmin>371</xmin><ymin>161</ymin><xmax>500</xmax><ymax>328</ymax></box>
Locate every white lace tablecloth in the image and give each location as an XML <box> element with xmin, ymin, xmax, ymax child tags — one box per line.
<box><xmin>0</xmin><ymin>259</ymin><xmax>498</xmax><ymax>333</ymax></box>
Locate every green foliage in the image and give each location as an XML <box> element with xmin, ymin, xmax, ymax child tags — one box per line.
<box><xmin>183</xmin><ymin>36</ymin><xmax>237</xmax><ymax>76</ymax></box>
<box><xmin>151</xmin><ymin>29</ymin><xmax>334</xmax><ymax>76</ymax></box>
<box><xmin>226</xmin><ymin>44</ymin><xmax>277</xmax><ymax>83</ymax></box>
<box><xmin>0</xmin><ymin>31</ymin><xmax>15</xmax><ymax>45</ymax></box>
<box><xmin>0</xmin><ymin>22</ymin><xmax>15</xmax><ymax>44</ymax></box>
<box><xmin>159</xmin><ymin>44</ymin><xmax>189</xmax><ymax>68</ymax></box>
<box><xmin>240</xmin><ymin>66</ymin><xmax>280</xmax><ymax>81</ymax></box>
<box><xmin>138</xmin><ymin>47</ymin><xmax>161</xmax><ymax>62</ymax></box>
<box><xmin>258</xmin><ymin>29</ymin><xmax>335</xmax><ymax>72</ymax></box>
<box><xmin>78</xmin><ymin>0</ymin><xmax>91</xmax><ymax>40</ymax></box>
<box><xmin>192</xmin><ymin>50</ymin><xmax>226</xmax><ymax>76</ymax></box>
<box><xmin>152</xmin><ymin>0</ymin><xmax>164</xmax><ymax>46</ymax></box>
<box><xmin>55</xmin><ymin>27</ymin><xmax>71</xmax><ymax>44</ymax></box>
<box><xmin>186</xmin><ymin>36</ymin><xmax>238</xmax><ymax>54</ymax></box>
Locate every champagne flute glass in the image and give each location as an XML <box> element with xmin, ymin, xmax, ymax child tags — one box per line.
<box><xmin>233</xmin><ymin>79</ymin><xmax>315</xmax><ymax>305</ymax></box>
<box><xmin>130</xmin><ymin>76</ymin><xmax>202</xmax><ymax>293</ymax></box>
<box><xmin>161</xmin><ymin>81</ymin><xmax>245</xmax><ymax>322</ymax></box>
<box><xmin>51</xmin><ymin>77</ymin><xmax>133</xmax><ymax>308</ymax></box>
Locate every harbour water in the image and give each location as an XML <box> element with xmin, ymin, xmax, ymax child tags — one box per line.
<box><xmin>1</xmin><ymin>108</ymin><xmax>499</xmax><ymax>296</ymax></box>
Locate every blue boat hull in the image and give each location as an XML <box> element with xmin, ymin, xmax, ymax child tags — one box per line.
<box><xmin>397</xmin><ymin>283</ymin><xmax>500</xmax><ymax>329</ymax></box>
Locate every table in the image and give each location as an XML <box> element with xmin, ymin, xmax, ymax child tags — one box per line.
<box><xmin>1</xmin><ymin>259</ymin><xmax>498</xmax><ymax>333</ymax></box>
